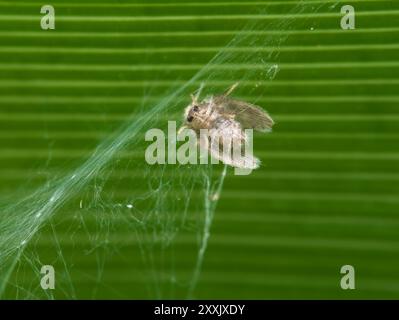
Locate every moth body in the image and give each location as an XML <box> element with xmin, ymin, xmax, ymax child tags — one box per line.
<box><xmin>180</xmin><ymin>84</ymin><xmax>274</xmax><ymax>170</ymax></box>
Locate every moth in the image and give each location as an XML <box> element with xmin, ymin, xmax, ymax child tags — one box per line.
<box><xmin>178</xmin><ymin>83</ymin><xmax>274</xmax><ymax>169</ymax></box>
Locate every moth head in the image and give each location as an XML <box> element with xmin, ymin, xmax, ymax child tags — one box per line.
<box><xmin>183</xmin><ymin>95</ymin><xmax>206</xmax><ymax>129</ymax></box>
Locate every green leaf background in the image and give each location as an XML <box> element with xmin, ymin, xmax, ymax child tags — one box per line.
<box><xmin>1</xmin><ymin>0</ymin><xmax>399</xmax><ymax>299</ymax></box>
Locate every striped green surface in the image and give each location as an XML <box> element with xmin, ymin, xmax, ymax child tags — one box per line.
<box><xmin>1</xmin><ymin>0</ymin><xmax>399</xmax><ymax>299</ymax></box>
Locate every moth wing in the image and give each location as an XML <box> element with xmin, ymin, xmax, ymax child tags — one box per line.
<box><xmin>213</xmin><ymin>96</ymin><xmax>274</xmax><ymax>132</ymax></box>
<box><xmin>200</xmin><ymin>129</ymin><xmax>260</xmax><ymax>169</ymax></box>
<box><xmin>209</xmin><ymin>141</ymin><xmax>260</xmax><ymax>169</ymax></box>
<box><xmin>213</xmin><ymin>117</ymin><xmax>246</xmax><ymax>142</ymax></box>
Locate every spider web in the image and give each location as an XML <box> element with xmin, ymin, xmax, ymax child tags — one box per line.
<box><xmin>0</xmin><ymin>1</ymin><xmax>340</xmax><ymax>299</ymax></box>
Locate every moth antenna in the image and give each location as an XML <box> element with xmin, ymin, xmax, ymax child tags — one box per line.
<box><xmin>206</xmin><ymin>97</ymin><xmax>213</xmax><ymax>116</ymax></box>
<box><xmin>190</xmin><ymin>94</ymin><xmax>198</xmax><ymax>105</ymax></box>
<box><xmin>196</xmin><ymin>82</ymin><xmax>204</xmax><ymax>100</ymax></box>
<box><xmin>190</xmin><ymin>82</ymin><xmax>205</xmax><ymax>105</ymax></box>
<box><xmin>223</xmin><ymin>82</ymin><xmax>239</xmax><ymax>97</ymax></box>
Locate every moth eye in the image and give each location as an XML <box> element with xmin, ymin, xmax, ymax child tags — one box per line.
<box><xmin>192</xmin><ymin>106</ymin><xmax>199</xmax><ymax>112</ymax></box>
<box><xmin>187</xmin><ymin>116</ymin><xmax>194</xmax><ymax>122</ymax></box>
